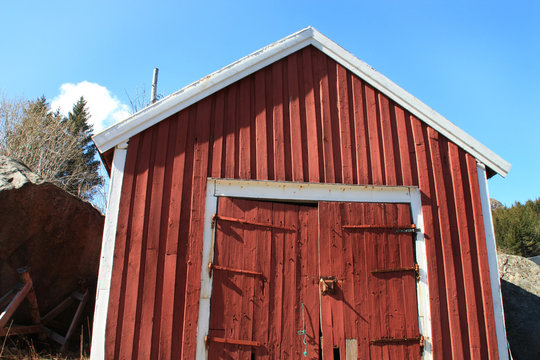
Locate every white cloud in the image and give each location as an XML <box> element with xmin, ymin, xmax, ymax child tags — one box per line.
<box><xmin>51</xmin><ymin>81</ymin><xmax>130</xmax><ymax>133</ymax></box>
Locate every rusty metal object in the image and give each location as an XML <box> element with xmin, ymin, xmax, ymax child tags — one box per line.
<box><xmin>214</xmin><ymin>214</ymin><xmax>296</xmax><ymax>231</ymax></box>
<box><xmin>319</xmin><ymin>276</ymin><xmax>337</xmax><ymax>295</ymax></box>
<box><xmin>208</xmin><ymin>263</ymin><xmax>264</xmax><ymax>278</ymax></box>
<box><xmin>205</xmin><ymin>336</ymin><xmax>261</xmax><ymax>347</ymax></box>
<box><xmin>372</xmin><ymin>263</ymin><xmax>420</xmax><ymax>281</ymax></box>
<box><xmin>342</xmin><ymin>223</ymin><xmax>417</xmax><ymax>232</ymax></box>
<box><xmin>370</xmin><ymin>335</ymin><xmax>423</xmax><ymax>345</ymax></box>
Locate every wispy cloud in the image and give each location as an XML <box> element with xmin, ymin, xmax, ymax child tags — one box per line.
<box><xmin>51</xmin><ymin>81</ymin><xmax>130</xmax><ymax>133</ymax></box>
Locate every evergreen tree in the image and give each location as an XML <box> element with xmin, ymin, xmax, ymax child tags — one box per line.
<box><xmin>493</xmin><ymin>199</ymin><xmax>540</xmax><ymax>257</ymax></box>
<box><xmin>60</xmin><ymin>96</ymin><xmax>103</xmax><ymax>200</ymax></box>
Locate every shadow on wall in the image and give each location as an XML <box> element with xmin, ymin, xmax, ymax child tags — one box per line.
<box><xmin>501</xmin><ymin>279</ymin><xmax>540</xmax><ymax>360</ymax></box>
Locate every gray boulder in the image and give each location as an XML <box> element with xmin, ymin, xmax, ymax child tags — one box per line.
<box><xmin>498</xmin><ymin>253</ymin><xmax>540</xmax><ymax>360</ymax></box>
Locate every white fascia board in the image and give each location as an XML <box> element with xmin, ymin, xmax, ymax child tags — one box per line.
<box><xmin>309</xmin><ymin>30</ymin><xmax>511</xmax><ymax>177</ymax></box>
<box><xmin>90</xmin><ymin>144</ymin><xmax>128</xmax><ymax>360</ymax></box>
<box><xmin>476</xmin><ymin>163</ymin><xmax>509</xmax><ymax>360</ymax></box>
<box><xmin>93</xmin><ymin>27</ymin><xmax>510</xmax><ymax>177</ymax></box>
<box><xmin>93</xmin><ymin>28</ymin><xmax>314</xmax><ymax>153</ymax></box>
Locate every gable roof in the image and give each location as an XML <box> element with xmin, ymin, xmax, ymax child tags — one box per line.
<box><xmin>93</xmin><ymin>27</ymin><xmax>510</xmax><ymax>177</ymax></box>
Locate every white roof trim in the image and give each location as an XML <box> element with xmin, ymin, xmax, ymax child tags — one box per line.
<box><xmin>93</xmin><ymin>27</ymin><xmax>511</xmax><ymax>177</ymax></box>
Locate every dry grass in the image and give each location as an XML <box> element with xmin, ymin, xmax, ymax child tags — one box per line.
<box><xmin>0</xmin><ymin>324</ymin><xmax>89</xmax><ymax>360</ymax></box>
<box><xmin>0</xmin><ymin>338</ymin><xmax>89</xmax><ymax>360</ymax></box>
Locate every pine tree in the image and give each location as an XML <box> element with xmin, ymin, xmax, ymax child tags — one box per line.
<box><xmin>60</xmin><ymin>96</ymin><xmax>103</xmax><ymax>200</ymax></box>
<box><xmin>493</xmin><ymin>199</ymin><xmax>540</xmax><ymax>257</ymax></box>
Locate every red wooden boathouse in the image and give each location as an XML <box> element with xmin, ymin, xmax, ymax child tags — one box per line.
<box><xmin>91</xmin><ymin>27</ymin><xmax>511</xmax><ymax>359</ymax></box>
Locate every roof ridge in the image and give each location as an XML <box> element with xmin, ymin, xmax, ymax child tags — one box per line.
<box><xmin>93</xmin><ymin>27</ymin><xmax>510</xmax><ymax>177</ymax></box>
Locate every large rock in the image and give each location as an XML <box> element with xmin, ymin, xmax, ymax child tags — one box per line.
<box><xmin>0</xmin><ymin>156</ymin><xmax>103</xmax><ymax>321</ymax></box>
<box><xmin>498</xmin><ymin>253</ymin><xmax>540</xmax><ymax>360</ymax></box>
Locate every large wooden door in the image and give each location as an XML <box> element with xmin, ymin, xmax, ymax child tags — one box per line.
<box><xmin>207</xmin><ymin>197</ymin><xmax>320</xmax><ymax>359</ymax></box>
<box><xmin>318</xmin><ymin>202</ymin><xmax>421</xmax><ymax>360</ymax></box>
<box><xmin>207</xmin><ymin>198</ymin><xmax>421</xmax><ymax>359</ymax></box>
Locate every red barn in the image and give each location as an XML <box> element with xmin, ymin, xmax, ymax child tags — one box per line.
<box><xmin>91</xmin><ymin>27</ymin><xmax>511</xmax><ymax>359</ymax></box>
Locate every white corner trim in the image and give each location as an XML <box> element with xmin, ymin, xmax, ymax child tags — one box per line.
<box><xmin>195</xmin><ymin>178</ymin><xmax>432</xmax><ymax>360</ymax></box>
<box><xmin>195</xmin><ymin>181</ymin><xmax>219</xmax><ymax>360</ymax></box>
<box><xmin>90</xmin><ymin>145</ymin><xmax>128</xmax><ymax>360</ymax></box>
<box><xmin>476</xmin><ymin>163</ymin><xmax>509</xmax><ymax>360</ymax></box>
<box><xmin>92</xmin><ymin>27</ymin><xmax>510</xmax><ymax>178</ymax></box>
<box><xmin>410</xmin><ymin>188</ymin><xmax>433</xmax><ymax>358</ymax></box>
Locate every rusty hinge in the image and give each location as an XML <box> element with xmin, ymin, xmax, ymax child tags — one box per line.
<box><xmin>370</xmin><ymin>335</ymin><xmax>423</xmax><ymax>347</ymax></box>
<box><xmin>214</xmin><ymin>214</ymin><xmax>296</xmax><ymax>231</ymax></box>
<box><xmin>208</xmin><ymin>263</ymin><xmax>264</xmax><ymax>278</ymax></box>
<box><xmin>205</xmin><ymin>336</ymin><xmax>260</xmax><ymax>347</ymax></box>
<box><xmin>371</xmin><ymin>263</ymin><xmax>420</xmax><ymax>281</ymax></box>
<box><xmin>342</xmin><ymin>224</ymin><xmax>418</xmax><ymax>233</ymax></box>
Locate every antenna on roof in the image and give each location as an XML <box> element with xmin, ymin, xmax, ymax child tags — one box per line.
<box><xmin>151</xmin><ymin>68</ymin><xmax>159</xmax><ymax>104</ymax></box>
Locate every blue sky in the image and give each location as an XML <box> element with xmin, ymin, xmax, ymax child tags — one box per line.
<box><xmin>1</xmin><ymin>1</ymin><xmax>538</xmax><ymax>206</ymax></box>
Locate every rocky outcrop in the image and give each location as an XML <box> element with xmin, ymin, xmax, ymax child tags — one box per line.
<box><xmin>0</xmin><ymin>156</ymin><xmax>103</xmax><ymax>322</ymax></box>
<box><xmin>490</xmin><ymin>198</ymin><xmax>505</xmax><ymax>211</ymax></box>
<box><xmin>498</xmin><ymin>253</ymin><xmax>540</xmax><ymax>360</ymax></box>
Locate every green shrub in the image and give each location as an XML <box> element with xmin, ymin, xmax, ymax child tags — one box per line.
<box><xmin>493</xmin><ymin>199</ymin><xmax>540</xmax><ymax>257</ymax></box>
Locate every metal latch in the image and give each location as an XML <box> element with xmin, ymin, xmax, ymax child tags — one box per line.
<box><xmin>319</xmin><ymin>276</ymin><xmax>337</xmax><ymax>295</ymax></box>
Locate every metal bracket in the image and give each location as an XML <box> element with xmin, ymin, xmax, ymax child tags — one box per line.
<box><xmin>319</xmin><ymin>276</ymin><xmax>337</xmax><ymax>295</ymax></box>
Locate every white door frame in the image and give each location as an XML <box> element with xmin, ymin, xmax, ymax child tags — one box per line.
<box><xmin>196</xmin><ymin>178</ymin><xmax>432</xmax><ymax>359</ymax></box>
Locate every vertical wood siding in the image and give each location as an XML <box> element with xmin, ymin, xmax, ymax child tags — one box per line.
<box><xmin>105</xmin><ymin>46</ymin><xmax>498</xmax><ymax>359</ymax></box>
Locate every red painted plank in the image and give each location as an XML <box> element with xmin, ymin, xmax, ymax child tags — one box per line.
<box><xmin>255</xmin><ymin>71</ymin><xmax>268</xmax><ymax>180</ymax></box>
<box><xmin>448</xmin><ymin>142</ymin><xmax>483</xmax><ymax>358</ymax></box>
<box><xmin>440</xmin><ymin>137</ymin><xmax>471</xmax><ymax>358</ymax></box>
<box><xmin>181</xmin><ymin>100</ymin><xmax>212</xmax><ymax>359</ymax></box>
<box><xmin>394</xmin><ymin>106</ymin><xmax>413</xmax><ymax>186</ymax></box>
<box><xmin>211</xmin><ymin>90</ymin><xmax>225</xmax><ymax>178</ymax></box>
<box><xmin>458</xmin><ymin>150</ymin><xmax>489</xmax><ymax>356</ymax></box>
<box><xmin>271</xmin><ymin>61</ymin><xmax>286</xmax><ymax>181</ymax></box>
<box><xmin>318</xmin><ymin>202</ymin><xmax>335</xmax><ymax>360</ymax></box>
<box><xmin>379</xmin><ymin>94</ymin><xmax>397</xmax><ymax>186</ymax></box>
<box><xmin>300</xmin><ymin>205</ymin><xmax>320</xmax><ymax>358</ymax></box>
<box><xmin>336</xmin><ymin>65</ymin><xmax>354</xmax><ymax>184</ymax></box>
<box><xmin>137</xmin><ymin>120</ymin><xmax>170</xmax><ymax>358</ymax></box>
<box><xmin>364</xmin><ymin>85</ymin><xmax>383</xmax><ymax>184</ymax></box>
<box><xmin>224</xmin><ymin>84</ymin><xmax>237</xmax><ymax>179</ymax></box>
<box><xmin>238</xmin><ymin>201</ymin><xmax>258</xmax><ymax>360</ymax></box>
<box><xmin>118</xmin><ymin>128</ymin><xmax>154</xmax><ymax>360</ymax></box>
<box><xmin>252</xmin><ymin>202</ymin><xmax>272</xmax><ymax>359</ymax></box>
<box><xmin>351</xmin><ymin>78</ymin><xmax>370</xmax><ymax>184</ymax></box>
<box><xmin>365</xmin><ymin>203</ymin><xmax>383</xmax><ymax>359</ymax></box>
<box><xmin>149</xmin><ymin>118</ymin><xmax>176</xmax><ymax>359</ymax></box>
<box><xmin>314</xmin><ymin>51</ymin><xmax>335</xmax><ymax>183</ymax></box>
<box><xmin>280</xmin><ymin>203</ymin><xmax>298</xmax><ymax>358</ymax></box>
<box><xmin>157</xmin><ymin>113</ymin><xmax>188</xmax><ymax>359</ymax></box>
<box><xmin>466</xmin><ymin>154</ymin><xmax>499</xmax><ymax>358</ymax></box>
<box><xmin>105</xmin><ymin>134</ymin><xmax>140</xmax><ymax>359</ymax></box>
<box><xmin>171</xmin><ymin>110</ymin><xmax>194</xmax><ymax>358</ymax></box>
<box><xmin>329</xmin><ymin>203</ymin><xmax>346</xmax><ymax>354</ymax></box>
<box><xmin>348</xmin><ymin>203</ymin><xmax>371</xmax><ymax>359</ymax></box>
<box><xmin>385</xmin><ymin>204</ymin><xmax>406</xmax><ymax>359</ymax></box>
<box><xmin>428</xmin><ymin>129</ymin><xmax>467</xmax><ymax>359</ymax></box>
<box><xmin>287</xmin><ymin>52</ymin><xmax>304</xmax><ymax>182</ymax></box>
<box><xmin>375</xmin><ymin>204</ymin><xmax>391</xmax><ymax>360</ymax></box>
<box><xmin>410</xmin><ymin>118</ymin><xmax>450</xmax><ymax>358</ymax></box>
<box><xmin>302</xmin><ymin>47</ymin><xmax>322</xmax><ymax>183</ymax></box>
<box><xmin>268</xmin><ymin>201</ymin><xmax>285</xmax><ymax>355</ymax></box>
<box><xmin>264</xmin><ymin>68</ymin><xmax>275</xmax><ymax>180</ymax></box>
<box><xmin>327</xmin><ymin>60</ymin><xmax>343</xmax><ymax>184</ymax></box>
<box><xmin>238</xmin><ymin>77</ymin><xmax>252</xmax><ymax>180</ymax></box>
